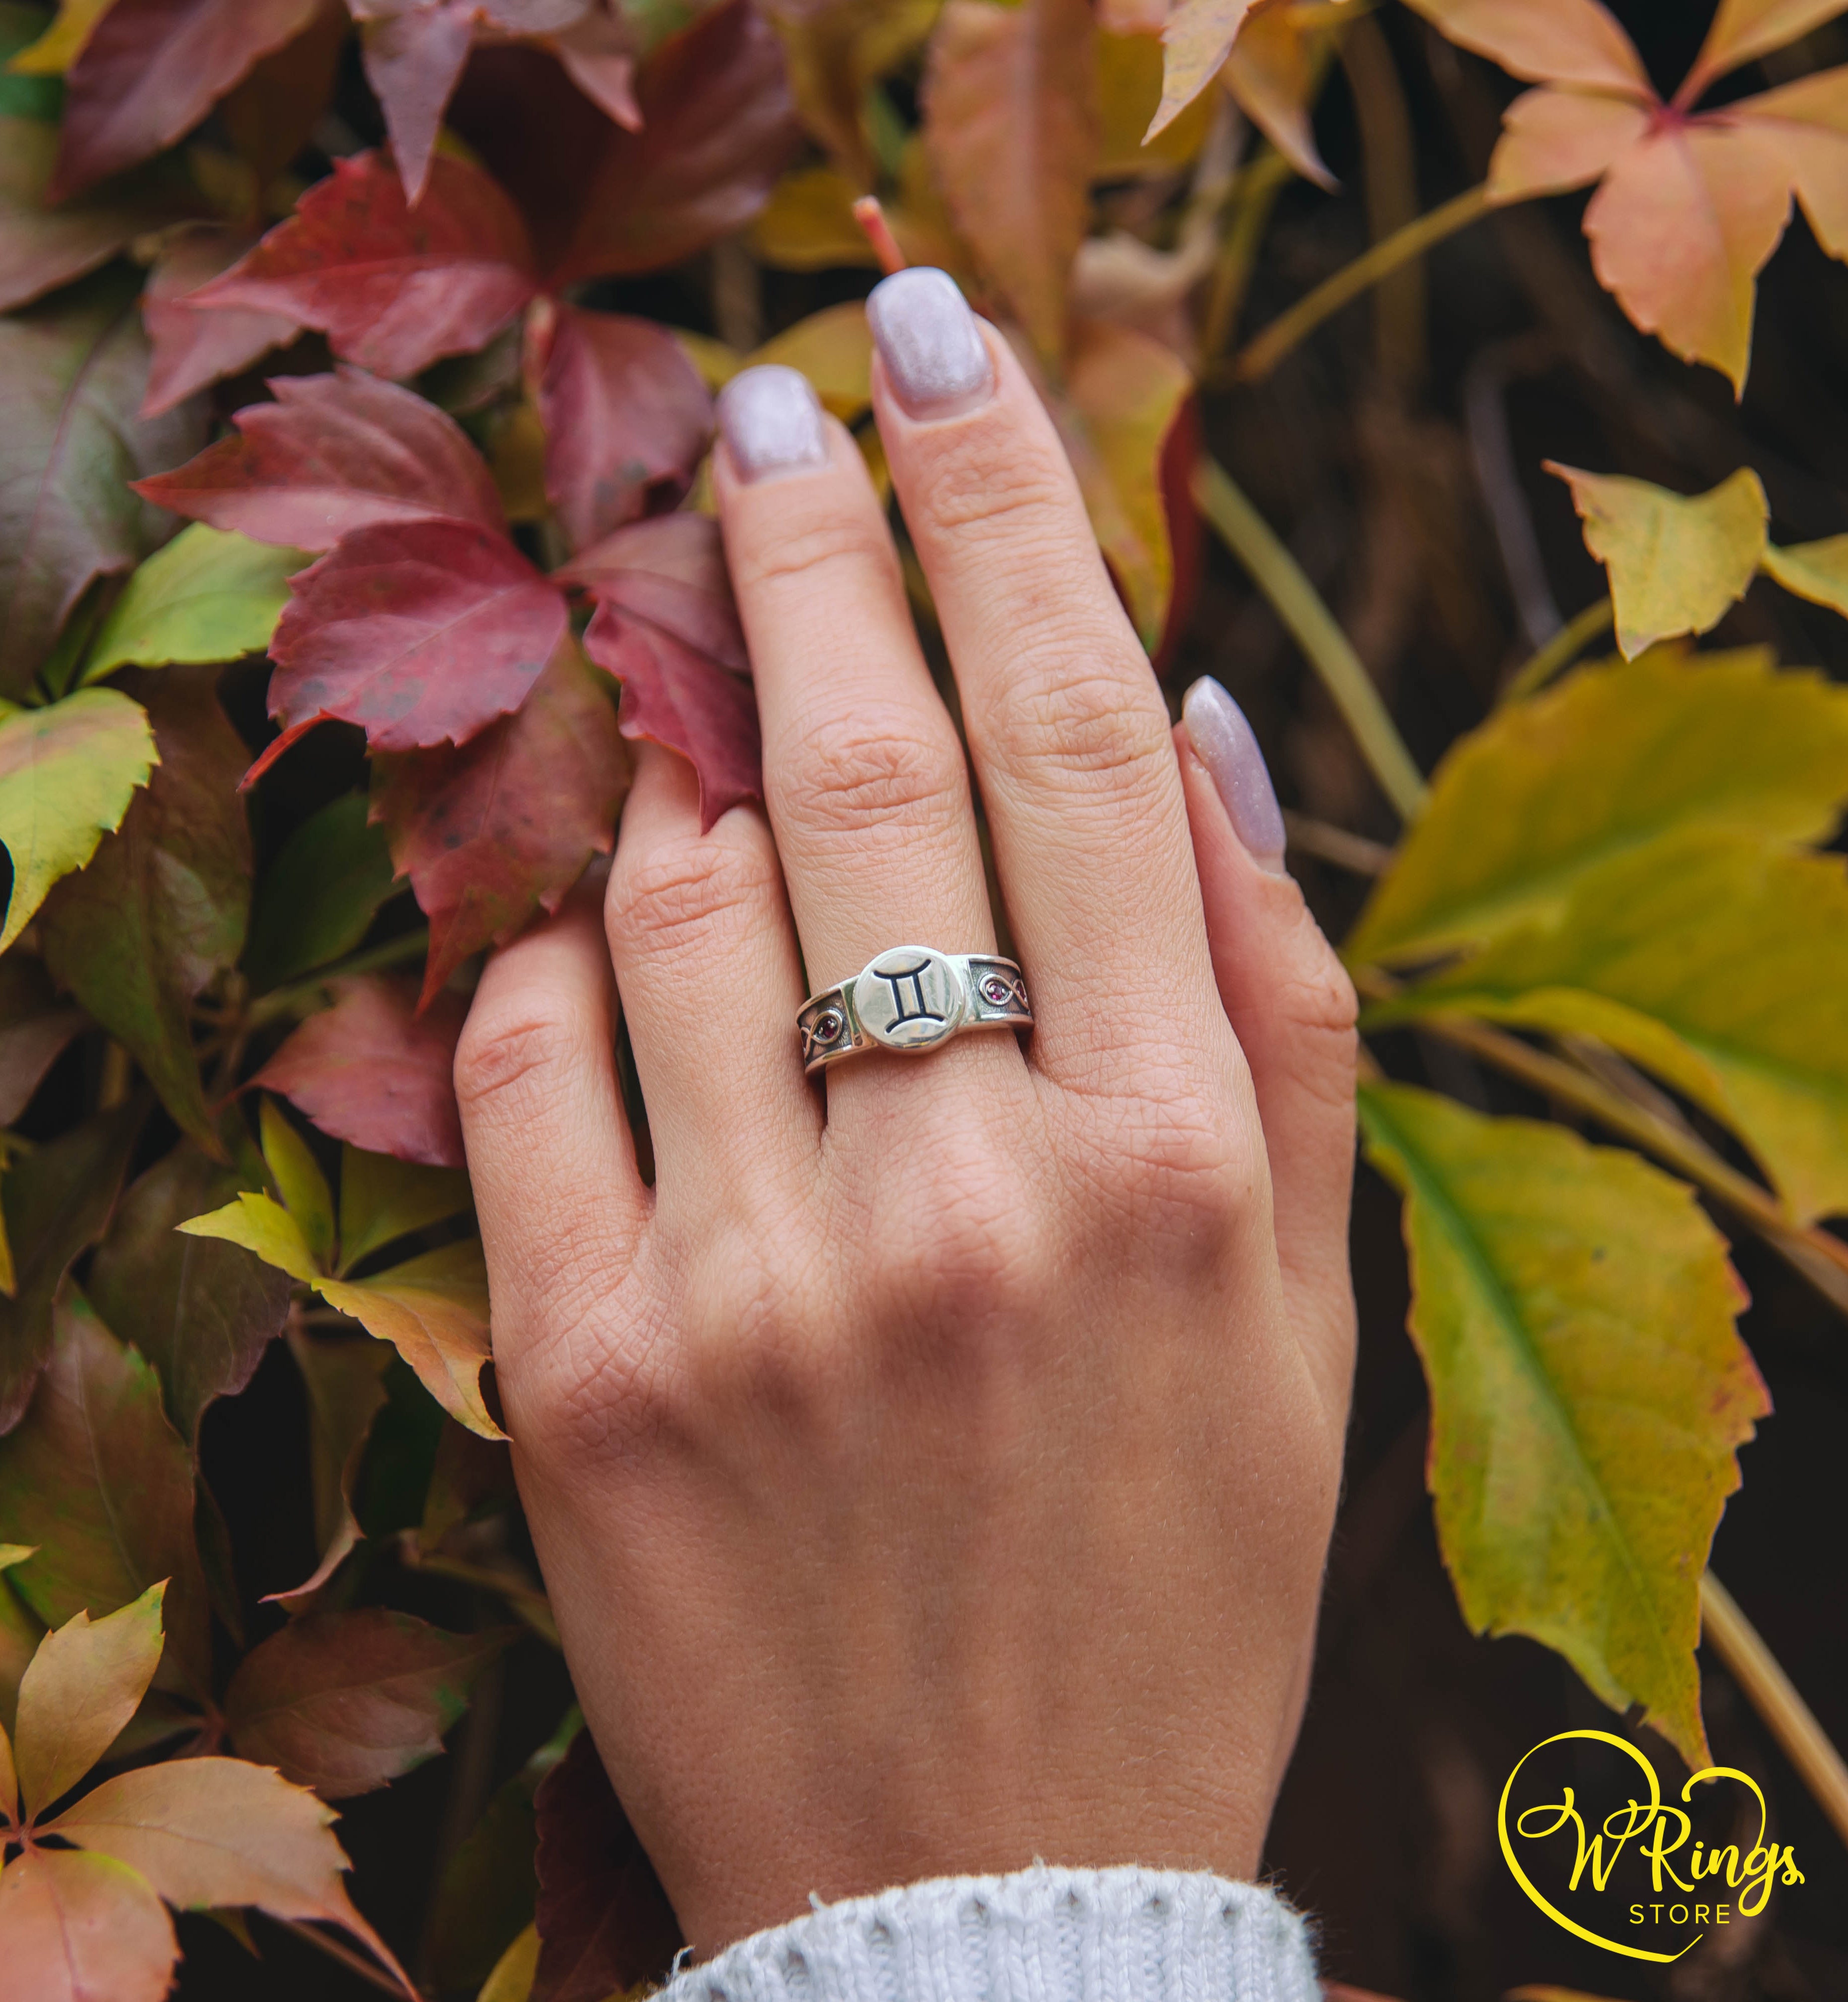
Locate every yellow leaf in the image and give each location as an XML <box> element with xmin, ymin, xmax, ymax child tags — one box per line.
<box><xmin>1222</xmin><ymin>1</ymin><xmax>1337</xmax><ymax>190</ymax></box>
<box><xmin>672</xmin><ymin>328</ymin><xmax>742</xmax><ymax>395</ymax></box>
<box><xmin>6</xmin><ymin>0</ymin><xmax>116</xmax><ymax>75</ymax></box>
<box><xmin>924</xmin><ymin>0</ymin><xmax>1100</xmax><ymax>364</ymax></box>
<box><xmin>1399</xmin><ymin>0</ymin><xmax>1653</xmax><ymax>99</ymax></box>
<box><xmin>767</xmin><ymin>0</ymin><xmax>938</xmax><ymax>186</ymax></box>
<box><xmin>1096</xmin><ymin>26</ymin><xmax>1216</xmax><ymax>176</ymax></box>
<box><xmin>1379</xmin><ymin>834</ymin><xmax>1848</xmax><ymax>1225</ymax></box>
<box><xmin>1686</xmin><ymin>0</ymin><xmax>1848</xmax><ymax>95</ymax></box>
<box><xmin>12</xmin><ymin>1582</ymin><xmax>166</xmax><ymax>1821</ymax></box>
<box><xmin>1546</xmin><ymin>464</ymin><xmax>1768</xmax><ymax>657</ymax></box>
<box><xmin>178</xmin><ymin>1192</ymin><xmax>319</xmax><ymax>1287</ymax></box>
<box><xmin>1062</xmin><ymin>316</ymin><xmax>1194</xmax><ymax>650</ymax></box>
<box><xmin>259</xmin><ymin>1098</ymin><xmax>333</xmax><ymax>1273</ymax></box>
<box><xmin>0</xmin><ymin>688</ymin><xmax>157</xmax><ymax>955</ymax></box>
<box><xmin>1740</xmin><ymin>67</ymin><xmax>1848</xmax><ymax>260</ymax></box>
<box><xmin>478</xmin><ymin>1921</ymin><xmax>540</xmax><ymax>2002</ymax></box>
<box><xmin>489</xmin><ymin>398</ymin><xmax>550</xmax><ymax>526</ymax></box>
<box><xmin>1144</xmin><ymin>0</ymin><xmax>1253</xmax><ymax>140</ymax></box>
<box><xmin>317</xmin><ymin>1239</ymin><xmax>501</xmax><ymax>1440</ymax></box>
<box><xmin>1762</xmin><ymin>531</ymin><xmax>1848</xmax><ymax>615</ymax></box>
<box><xmin>750</xmin><ymin>165</ymin><xmax>883</xmax><ymax>271</ymax></box>
<box><xmin>1358</xmin><ymin>1082</ymin><xmax>1766</xmax><ymax>1770</ymax></box>
<box><xmin>1487</xmin><ymin>87</ymin><xmax>1649</xmax><ymax>202</ymax></box>
<box><xmin>1348</xmin><ymin>644</ymin><xmax>1848</xmax><ymax>964</ymax></box>
<box><xmin>748</xmin><ymin>302</ymin><xmax>875</xmax><ymax>423</ymax></box>
<box><xmin>1581</xmin><ymin>120</ymin><xmax>1792</xmax><ymax>395</ymax></box>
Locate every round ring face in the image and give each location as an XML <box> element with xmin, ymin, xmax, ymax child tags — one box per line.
<box><xmin>851</xmin><ymin>946</ymin><xmax>966</xmax><ymax>1050</ymax></box>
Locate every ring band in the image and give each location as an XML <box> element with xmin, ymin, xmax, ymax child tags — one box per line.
<box><xmin>798</xmin><ymin>946</ymin><xmax>1032</xmax><ymax>1075</ymax></box>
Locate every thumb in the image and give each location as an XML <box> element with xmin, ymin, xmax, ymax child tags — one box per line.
<box><xmin>1175</xmin><ymin>680</ymin><xmax>1359</xmax><ymax>1416</ymax></box>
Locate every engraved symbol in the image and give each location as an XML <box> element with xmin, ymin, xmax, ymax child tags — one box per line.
<box><xmin>874</xmin><ymin>954</ymin><xmax>945</xmax><ymax>1026</ymax></box>
<box><xmin>979</xmin><ymin>973</ymin><xmax>1018</xmax><ymax>1007</ymax></box>
<box><xmin>801</xmin><ymin>1005</ymin><xmax>848</xmax><ymax>1064</ymax></box>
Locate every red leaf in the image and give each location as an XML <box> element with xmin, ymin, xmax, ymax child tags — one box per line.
<box><xmin>533</xmin><ymin>1729</ymin><xmax>682</xmax><ymax>2002</ymax></box>
<box><xmin>0</xmin><ymin>1847</ymin><xmax>177</xmax><ymax>2002</ymax></box>
<box><xmin>52</xmin><ymin>0</ymin><xmax>324</xmax><ymax>201</ymax></box>
<box><xmin>452</xmin><ymin>0</ymin><xmax>798</xmax><ymax>285</ymax></box>
<box><xmin>189</xmin><ymin>150</ymin><xmax>537</xmax><ymax>379</ymax></box>
<box><xmin>355</xmin><ymin>1</ymin><xmax>480</xmax><ymax>208</ymax></box>
<box><xmin>139</xmin><ymin>224</ymin><xmax>301</xmax><ymax>420</ymax></box>
<box><xmin>536</xmin><ymin>303</ymin><xmax>712</xmax><ymax>551</ymax></box>
<box><xmin>134</xmin><ymin>366</ymin><xmax>507</xmax><ymax>551</ymax></box>
<box><xmin>225</xmin><ymin>1608</ymin><xmax>506</xmax><ymax>1797</ymax></box>
<box><xmin>0</xmin><ymin>959</ymin><xmax>83</xmax><ymax>1130</ymax></box>
<box><xmin>568</xmin><ymin>515</ymin><xmax>760</xmax><ymax>830</ymax></box>
<box><xmin>251</xmin><ymin>973</ymin><xmax>467</xmax><ymax>1168</ymax></box>
<box><xmin>270</xmin><ymin>518</ymin><xmax>569</xmax><ymax>750</ymax></box>
<box><xmin>560</xmin><ymin>513</ymin><xmax>748</xmax><ymax>674</ymax></box>
<box><xmin>371</xmin><ymin>643</ymin><xmax>627</xmax><ymax>1009</ymax></box>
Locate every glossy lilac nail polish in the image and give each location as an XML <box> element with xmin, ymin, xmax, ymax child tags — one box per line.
<box><xmin>717</xmin><ymin>364</ymin><xmax>828</xmax><ymax>482</ymax></box>
<box><xmin>866</xmin><ymin>267</ymin><xmax>994</xmax><ymax>420</ymax></box>
<box><xmin>1183</xmin><ymin>678</ymin><xmax>1288</xmax><ymax>873</ymax></box>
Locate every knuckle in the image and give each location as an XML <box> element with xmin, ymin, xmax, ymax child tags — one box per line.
<box><xmin>455</xmin><ymin>1004</ymin><xmax>582</xmax><ymax>1119</ymax></box>
<box><xmin>728</xmin><ymin>512</ymin><xmax>896</xmax><ymax>597</ymax></box>
<box><xmin>777</xmin><ymin>705</ymin><xmax>965</xmax><ymax>843</ymax></box>
<box><xmin>606</xmin><ymin>837</ymin><xmax>775</xmax><ymax>966</ymax></box>
<box><xmin>910</xmin><ymin>426</ymin><xmax>1074</xmax><ymax>542</ymax></box>
<box><xmin>989</xmin><ymin>660</ymin><xmax>1174</xmax><ymax>796</ymax></box>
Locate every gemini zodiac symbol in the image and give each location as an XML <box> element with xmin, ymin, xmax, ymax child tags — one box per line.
<box><xmin>873</xmin><ymin>953</ymin><xmax>945</xmax><ymax>1027</ymax></box>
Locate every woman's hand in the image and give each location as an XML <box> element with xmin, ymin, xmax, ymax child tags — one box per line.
<box><xmin>455</xmin><ymin>269</ymin><xmax>1359</xmax><ymax>1958</ymax></box>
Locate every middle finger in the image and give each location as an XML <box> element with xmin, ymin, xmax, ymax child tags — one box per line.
<box><xmin>712</xmin><ymin>365</ymin><xmax>1011</xmax><ymax>1093</ymax></box>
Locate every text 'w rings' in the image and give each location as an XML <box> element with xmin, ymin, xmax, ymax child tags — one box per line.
<box><xmin>797</xmin><ymin>948</ymin><xmax>1033</xmax><ymax>1075</ymax></box>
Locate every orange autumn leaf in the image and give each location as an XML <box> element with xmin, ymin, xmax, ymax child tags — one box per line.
<box><xmin>1408</xmin><ymin>0</ymin><xmax>1848</xmax><ymax>392</ymax></box>
<box><xmin>1143</xmin><ymin>0</ymin><xmax>1254</xmax><ymax>140</ymax></box>
<box><xmin>1222</xmin><ymin>0</ymin><xmax>1339</xmax><ymax>189</ymax></box>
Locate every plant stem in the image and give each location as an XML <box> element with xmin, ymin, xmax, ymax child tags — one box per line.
<box><xmin>1499</xmin><ymin>596</ymin><xmax>1614</xmax><ymax>705</ymax></box>
<box><xmin>1195</xmin><ymin>458</ymin><xmax>1429</xmax><ymax>820</ymax></box>
<box><xmin>1201</xmin><ymin>148</ymin><xmax>1296</xmax><ymax>366</ymax></box>
<box><xmin>1234</xmin><ymin>183</ymin><xmax>1490</xmax><ymax>382</ymax></box>
<box><xmin>1701</xmin><ymin>1572</ymin><xmax>1848</xmax><ymax>1851</ymax></box>
<box><xmin>1340</xmin><ymin>12</ymin><xmax>1424</xmax><ymax>390</ymax></box>
<box><xmin>1360</xmin><ymin>989</ymin><xmax>1848</xmax><ymax>1314</ymax></box>
<box><xmin>247</xmin><ymin>929</ymin><xmax>431</xmax><ymax>1029</ymax></box>
<box><xmin>1283</xmin><ymin>809</ymin><xmax>1392</xmax><ymax>876</ymax></box>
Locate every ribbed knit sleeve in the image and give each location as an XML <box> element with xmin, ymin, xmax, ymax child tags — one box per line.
<box><xmin>654</xmin><ymin>1867</ymin><xmax>1320</xmax><ymax>2002</ymax></box>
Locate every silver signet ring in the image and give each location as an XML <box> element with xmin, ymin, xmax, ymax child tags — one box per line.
<box><xmin>796</xmin><ymin>947</ymin><xmax>1031</xmax><ymax>1075</ymax></box>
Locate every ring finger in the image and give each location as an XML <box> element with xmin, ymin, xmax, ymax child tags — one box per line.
<box><xmin>712</xmin><ymin>365</ymin><xmax>1011</xmax><ymax>1097</ymax></box>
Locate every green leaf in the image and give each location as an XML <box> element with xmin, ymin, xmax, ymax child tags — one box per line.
<box><xmin>1376</xmin><ymin>833</ymin><xmax>1848</xmax><ymax>1225</ymax></box>
<box><xmin>1546</xmin><ymin>464</ymin><xmax>1768</xmax><ymax>660</ymax></box>
<box><xmin>241</xmin><ymin>793</ymin><xmax>397</xmax><ymax>994</ymax></box>
<box><xmin>87</xmin><ymin>1138</ymin><xmax>290</xmax><ymax>1443</ymax></box>
<box><xmin>1348</xmin><ymin>646</ymin><xmax>1848</xmax><ymax>964</ymax></box>
<box><xmin>1761</xmin><ymin>532</ymin><xmax>1848</xmax><ymax>618</ymax></box>
<box><xmin>0</xmin><ymin>1098</ymin><xmax>140</xmax><ymax>1434</ymax></box>
<box><xmin>0</xmin><ymin>1286</ymin><xmax>211</xmax><ymax>1699</ymax></box>
<box><xmin>79</xmin><ymin>524</ymin><xmax>306</xmax><ymax>683</ymax></box>
<box><xmin>1358</xmin><ymin>1082</ymin><xmax>1766</xmax><ymax>1769</ymax></box>
<box><xmin>0</xmin><ymin>269</ymin><xmax>205</xmax><ymax>695</ymax></box>
<box><xmin>259</xmin><ymin>1097</ymin><xmax>333</xmax><ymax>1272</ymax></box>
<box><xmin>39</xmin><ymin>670</ymin><xmax>251</xmax><ymax>1151</ymax></box>
<box><xmin>0</xmin><ymin>685</ymin><xmax>154</xmax><ymax>953</ymax></box>
<box><xmin>0</xmin><ymin>6</ymin><xmax>65</xmax><ymax>118</ymax></box>
<box><xmin>338</xmin><ymin>1145</ymin><xmax>472</xmax><ymax>1276</ymax></box>
<box><xmin>178</xmin><ymin>1190</ymin><xmax>318</xmax><ymax>1285</ymax></box>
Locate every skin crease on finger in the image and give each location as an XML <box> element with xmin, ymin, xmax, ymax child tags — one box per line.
<box><xmin>456</xmin><ymin>271</ymin><xmax>1359</xmax><ymax>1958</ymax></box>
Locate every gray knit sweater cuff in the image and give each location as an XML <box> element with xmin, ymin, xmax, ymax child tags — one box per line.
<box><xmin>655</xmin><ymin>1867</ymin><xmax>1320</xmax><ymax>2002</ymax></box>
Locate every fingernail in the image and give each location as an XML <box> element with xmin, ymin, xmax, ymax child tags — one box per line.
<box><xmin>717</xmin><ymin>364</ymin><xmax>828</xmax><ymax>483</ymax></box>
<box><xmin>1183</xmin><ymin>679</ymin><xmax>1287</xmax><ymax>874</ymax></box>
<box><xmin>866</xmin><ymin>267</ymin><xmax>994</xmax><ymax>420</ymax></box>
